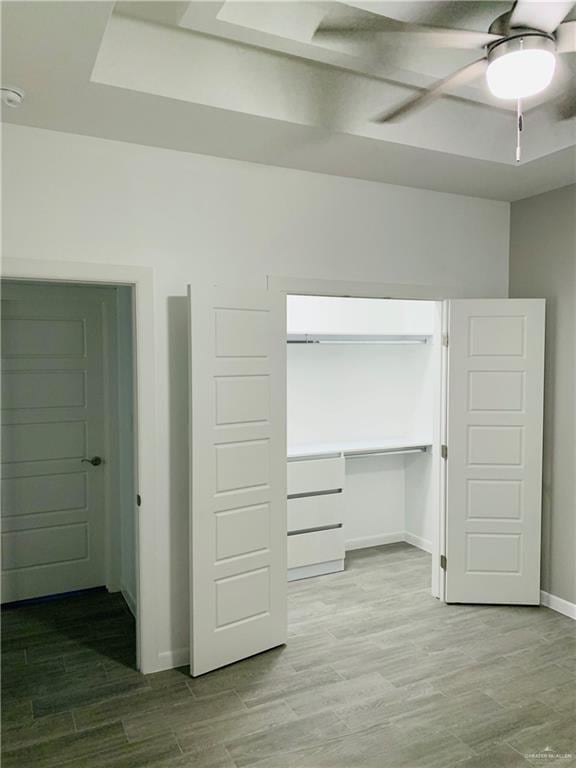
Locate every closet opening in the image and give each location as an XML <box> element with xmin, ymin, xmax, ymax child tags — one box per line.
<box><xmin>285</xmin><ymin>294</ymin><xmax>443</xmax><ymax>603</ymax></box>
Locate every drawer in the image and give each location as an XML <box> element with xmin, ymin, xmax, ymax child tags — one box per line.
<box><xmin>288</xmin><ymin>528</ymin><xmax>345</xmax><ymax>570</ymax></box>
<box><xmin>288</xmin><ymin>492</ymin><xmax>343</xmax><ymax>533</ymax></box>
<box><xmin>287</xmin><ymin>457</ymin><xmax>344</xmax><ymax>496</ymax></box>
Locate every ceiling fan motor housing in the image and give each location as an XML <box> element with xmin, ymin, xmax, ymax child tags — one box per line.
<box><xmin>486</xmin><ymin>33</ymin><xmax>557</xmax><ymax>99</ymax></box>
<box><xmin>487</xmin><ymin>30</ymin><xmax>556</xmax><ymax>56</ymax></box>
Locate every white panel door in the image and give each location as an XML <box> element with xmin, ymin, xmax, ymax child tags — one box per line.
<box><xmin>1</xmin><ymin>282</ymin><xmax>108</xmax><ymax>602</ymax></box>
<box><xmin>445</xmin><ymin>299</ymin><xmax>545</xmax><ymax>604</ymax></box>
<box><xmin>189</xmin><ymin>283</ymin><xmax>286</xmax><ymax>676</ymax></box>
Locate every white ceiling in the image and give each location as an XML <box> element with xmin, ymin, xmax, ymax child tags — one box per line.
<box><xmin>2</xmin><ymin>0</ymin><xmax>575</xmax><ymax>200</ymax></box>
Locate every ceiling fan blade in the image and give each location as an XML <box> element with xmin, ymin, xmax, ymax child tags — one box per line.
<box><xmin>314</xmin><ymin>10</ymin><xmax>502</xmax><ymax>50</ymax></box>
<box><xmin>403</xmin><ymin>1</ymin><xmax>511</xmax><ymax>32</ymax></box>
<box><xmin>508</xmin><ymin>0</ymin><xmax>576</xmax><ymax>34</ymax></box>
<box><xmin>554</xmin><ymin>83</ymin><xmax>576</xmax><ymax>119</ymax></box>
<box><xmin>556</xmin><ymin>19</ymin><xmax>576</xmax><ymax>52</ymax></box>
<box><xmin>372</xmin><ymin>58</ymin><xmax>488</xmax><ymax>123</ymax></box>
<box><xmin>548</xmin><ymin>55</ymin><xmax>576</xmax><ymax>119</ymax></box>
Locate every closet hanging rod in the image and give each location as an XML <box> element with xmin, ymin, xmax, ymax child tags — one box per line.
<box><xmin>287</xmin><ymin>334</ymin><xmax>429</xmax><ymax>345</ymax></box>
<box><xmin>344</xmin><ymin>447</ymin><xmax>427</xmax><ymax>459</ymax></box>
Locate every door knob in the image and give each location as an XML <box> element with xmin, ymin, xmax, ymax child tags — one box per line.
<box><xmin>81</xmin><ymin>456</ymin><xmax>103</xmax><ymax>466</ymax></box>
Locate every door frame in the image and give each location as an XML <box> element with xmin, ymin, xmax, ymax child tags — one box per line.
<box><xmin>101</xmin><ymin>286</ymin><xmax>137</xmax><ymax>607</ymax></box>
<box><xmin>1</xmin><ymin>258</ymin><xmax>158</xmax><ymax>674</ymax></box>
<box><xmin>269</xmin><ymin>276</ymin><xmax>500</xmax><ymax>602</ymax></box>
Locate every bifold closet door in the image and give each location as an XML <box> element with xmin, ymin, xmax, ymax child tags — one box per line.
<box><xmin>444</xmin><ymin>299</ymin><xmax>545</xmax><ymax>605</ymax></box>
<box><xmin>188</xmin><ymin>283</ymin><xmax>287</xmax><ymax>676</ymax></box>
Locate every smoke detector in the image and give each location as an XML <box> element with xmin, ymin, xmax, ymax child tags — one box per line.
<box><xmin>1</xmin><ymin>87</ymin><xmax>25</xmax><ymax>108</ymax></box>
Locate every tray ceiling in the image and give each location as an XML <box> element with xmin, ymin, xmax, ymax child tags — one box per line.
<box><xmin>2</xmin><ymin>1</ymin><xmax>575</xmax><ymax>200</ymax></box>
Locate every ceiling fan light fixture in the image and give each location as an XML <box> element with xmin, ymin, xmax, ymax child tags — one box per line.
<box><xmin>486</xmin><ymin>34</ymin><xmax>556</xmax><ymax>99</ymax></box>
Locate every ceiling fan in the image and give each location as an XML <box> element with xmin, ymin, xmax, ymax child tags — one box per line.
<box><xmin>313</xmin><ymin>0</ymin><xmax>576</xmax><ymax>157</ymax></box>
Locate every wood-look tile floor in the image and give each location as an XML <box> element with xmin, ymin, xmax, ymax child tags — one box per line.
<box><xmin>2</xmin><ymin>543</ymin><xmax>576</xmax><ymax>768</ymax></box>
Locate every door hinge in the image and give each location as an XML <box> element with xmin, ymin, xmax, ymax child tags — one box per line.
<box><xmin>442</xmin><ymin>333</ymin><xmax>449</xmax><ymax>347</ymax></box>
<box><xmin>137</xmin><ymin>494</ymin><xmax>142</xmax><ymax>507</ymax></box>
<box><xmin>440</xmin><ymin>554</ymin><xmax>447</xmax><ymax>570</ymax></box>
<box><xmin>441</xmin><ymin>444</ymin><xmax>448</xmax><ymax>460</ymax></box>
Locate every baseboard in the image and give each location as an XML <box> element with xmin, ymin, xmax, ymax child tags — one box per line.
<box><xmin>157</xmin><ymin>647</ymin><xmax>190</xmax><ymax>672</ymax></box>
<box><xmin>540</xmin><ymin>590</ymin><xmax>576</xmax><ymax>620</ymax></box>
<box><xmin>404</xmin><ymin>531</ymin><xmax>433</xmax><ymax>554</ymax></box>
<box><xmin>345</xmin><ymin>532</ymin><xmax>405</xmax><ymax>551</ymax></box>
<box><xmin>121</xmin><ymin>587</ymin><xmax>136</xmax><ymax>618</ymax></box>
<box><xmin>346</xmin><ymin>532</ymin><xmax>432</xmax><ymax>553</ymax></box>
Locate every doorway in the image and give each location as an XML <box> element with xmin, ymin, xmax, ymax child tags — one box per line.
<box><xmin>1</xmin><ymin>280</ymin><xmax>138</xmax><ymax>663</ymax></box>
<box><xmin>285</xmin><ymin>294</ymin><xmax>443</xmax><ymax>598</ymax></box>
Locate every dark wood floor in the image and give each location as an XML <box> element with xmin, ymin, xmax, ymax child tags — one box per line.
<box><xmin>2</xmin><ymin>544</ymin><xmax>575</xmax><ymax>767</ymax></box>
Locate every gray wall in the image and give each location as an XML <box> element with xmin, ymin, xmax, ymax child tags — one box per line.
<box><xmin>510</xmin><ymin>184</ymin><xmax>576</xmax><ymax>605</ymax></box>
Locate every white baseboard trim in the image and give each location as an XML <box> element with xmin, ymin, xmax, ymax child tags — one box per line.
<box><xmin>121</xmin><ymin>588</ymin><xmax>137</xmax><ymax>618</ymax></box>
<box><xmin>540</xmin><ymin>590</ymin><xmax>576</xmax><ymax>620</ymax></box>
<box><xmin>345</xmin><ymin>532</ymin><xmax>405</xmax><ymax>551</ymax></box>
<box><xmin>346</xmin><ymin>531</ymin><xmax>432</xmax><ymax>553</ymax></box>
<box><xmin>157</xmin><ymin>647</ymin><xmax>190</xmax><ymax>672</ymax></box>
<box><xmin>404</xmin><ymin>532</ymin><xmax>433</xmax><ymax>554</ymax></box>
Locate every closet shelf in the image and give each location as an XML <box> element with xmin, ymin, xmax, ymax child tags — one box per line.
<box><xmin>288</xmin><ymin>438</ymin><xmax>433</xmax><ymax>461</ymax></box>
<box><xmin>287</xmin><ymin>333</ymin><xmax>430</xmax><ymax>345</ymax></box>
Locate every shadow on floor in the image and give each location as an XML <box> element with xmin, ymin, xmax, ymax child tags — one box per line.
<box><xmin>2</xmin><ymin>588</ymin><xmax>136</xmax><ymax>674</ymax></box>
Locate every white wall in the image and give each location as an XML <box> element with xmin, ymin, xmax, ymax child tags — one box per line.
<box><xmin>287</xmin><ymin>344</ymin><xmax>434</xmax><ymax>447</ymax></box>
<box><xmin>405</xmin><ymin>452</ymin><xmax>435</xmax><ymax>552</ymax></box>
<box><xmin>510</xmin><ymin>184</ymin><xmax>576</xmax><ymax>607</ymax></box>
<box><xmin>287</xmin><ymin>296</ymin><xmax>436</xmax><ymax>336</ymax></box>
<box><xmin>344</xmin><ymin>455</ymin><xmax>406</xmax><ymax>547</ymax></box>
<box><xmin>1</xmin><ymin>124</ymin><xmax>510</xmax><ymax>669</ymax></box>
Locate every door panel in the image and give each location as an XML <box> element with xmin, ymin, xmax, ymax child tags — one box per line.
<box><xmin>189</xmin><ymin>284</ymin><xmax>286</xmax><ymax>676</ymax></box>
<box><xmin>1</xmin><ymin>283</ymin><xmax>108</xmax><ymax>602</ymax></box>
<box><xmin>445</xmin><ymin>299</ymin><xmax>545</xmax><ymax>604</ymax></box>
<box><xmin>2</xmin><ymin>524</ymin><xmax>88</xmax><ymax>570</ymax></box>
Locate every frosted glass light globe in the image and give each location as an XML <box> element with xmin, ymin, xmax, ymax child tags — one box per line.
<box><xmin>487</xmin><ymin>44</ymin><xmax>556</xmax><ymax>100</ymax></box>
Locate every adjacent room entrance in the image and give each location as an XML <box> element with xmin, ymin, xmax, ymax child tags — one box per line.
<box><xmin>1</xmin><ymin>280</ymin><xmax>137</xmax><ymax>621</ymax></box>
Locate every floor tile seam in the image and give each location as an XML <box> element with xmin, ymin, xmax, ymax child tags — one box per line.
<box><xmin>442</xmin><ymin>706</ymin><xmax>560</xmax><ymax>753</ymax></box>
<box><xmin>185</xmin><ymin>668</ymin><xmax>304</xmax><ymax>702</ymax></box>
<box><xmin>219</xmin><ymin>718</ymin><xmax>398</xmax><ymax>768</ymax></box>
<box><xmin>281</xmin><ymin>688</ymin><xmax>417</xmax><ymax>735</ymax></box>
<box><xmin>0</xmin><ymin>727</ymin><xmax>130</xmax><ymax>768</ymax></box>
<box><xmin>0</xmin><ymin>717</ymin><xmax>74</xmax><ymax>754</ymax></box>
<box><xmin>230</xmin><ymin>664</ymin><xmax>350</xmax><ymax>712</ymax></box>
<box><xmin>40</xmin><ymin>680</ymin><xmax>154</xmax><ymax>719</ymax></box>
<box><xmin>171</xmin><ymin>712</ymin><xmax>292</xmax><ymax>755</ymax></box>
<box><xmin>72</xmin><ymin>684</ymin><xmax>198</xmax><ymax>732</ymax></box>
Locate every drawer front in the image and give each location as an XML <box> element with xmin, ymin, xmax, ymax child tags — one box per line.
<box><xmin>287</xmin><ymin>457</ymin><xmax>344</xmax><ymax>496</ymax></box>
<box><xmin>288</xmin><ymin>493</ymin><xmax>343</xmax><ymax>533</ymax></box>
<box><xmin>288</xmin><ymin>528</ymin><xmax>345</xmax><ymax>569</ymax></box>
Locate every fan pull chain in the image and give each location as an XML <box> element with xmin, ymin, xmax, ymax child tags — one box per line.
<box><xmin>516</xmin><ymin>97</ymin><xmax>523</xmax><ymax>163</ymax></box>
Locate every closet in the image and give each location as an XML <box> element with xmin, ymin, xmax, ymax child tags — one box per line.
<box><xmin>189</xmin><ymin>284</ymin><xmax>545</xmax><ymax>675</ymax></box>
<box><xmin>286</xmin><ymin>295</ymin><xmax>439</xmax><ymax>581</ymax></box>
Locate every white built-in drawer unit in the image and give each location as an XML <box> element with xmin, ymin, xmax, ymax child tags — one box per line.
<box><xmin>287</xmin><ymin>456</ymin><xmax>344</xmax><ymax>496</ymax></box>
<box><xmin>288</xmin><ymin>492</ymin><xmax>343</xmax><ymax>533</ymax></box>
<box><xmin>287</xmin><ymin>455</ymin><xmax>345</xmax><ymax>582</ymax></box>
<box><xmin>288</xmin><ymin>528</ymin><xmax>345</xmax><ymax>570</ymax></box>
